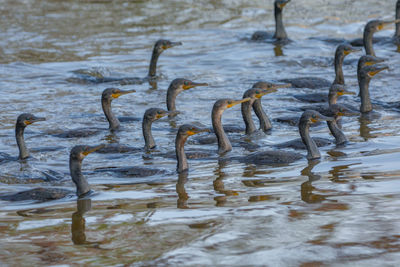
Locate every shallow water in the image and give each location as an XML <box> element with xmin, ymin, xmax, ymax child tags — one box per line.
<box><xmin>1</xmin><ymin>0</ymin><xmax>400</xmax><ymax>265</ymax></box>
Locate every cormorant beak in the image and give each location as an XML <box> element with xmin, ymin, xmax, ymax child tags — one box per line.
<box><xmin>26</xmin><ymin>116</ymin><xmax>46</xmax><ymax>125</ymax></box>
<box><xmin>228</xmin><ymin>97</ymin><xmax>251</xmax><ymax>108</ymax></box>
<box><xmin>337</xmin><ymin>110</ymin><xmax>360</xmax><ymax>117</ymax></box>
<box><xmin>82</xmin><ymin>144</ymin><xmax>106</xmax><ymax>156</ymax></box>
<box><xmin>166</xmin><ymin>41</ymin><xmax>183</xmax><ymax>49</ymax></box>
<box><xmin>187</xmin><ymin>127</ymin><xmax>211</xmax><ymax>136</ymax></box>
<box><xmin>367</xmin><ymin>65</ymin><xmax>389</xmax><ymax>77</ymax></box>
<box><xmin>311</xmin><ymin>114</ymin><xmax>334</xmax><ymax>123</ymax></box>
<box><xmin>379</xmin><ymin>19</ymin><xmax>400</xmax><ymax>30</ymax></box>
<box><xmin>112</xmin><ymin>89</ymin><xmax>136</xmax><ymax>98</ymax></box>
<box><xmin>344</xmin><ymin>47</ymin><xmax>362</xmax><ymax>55</ymax></box>
<box><xmin>156</xmin><ymin>112</ymin><xmax>170</xmax><ymax>119</ymax></box>
<box><xmin>365</xmin><ymin>57</ymin><xmax>386</xmax><ymax>66</ymax></box>
<box><xmin>338</xmin><ymin>90</ymin><xmax>356</xmax><ymax>96</ymax></box>
<box><xmin>183</xmin><ymin>82</ymin><xmax>208</xmax><ymax>90</ymax></box>
<box><xmin>279</xmin><ymin>0</ymin><xmax>290</xmax><ymax>9</ymax></box>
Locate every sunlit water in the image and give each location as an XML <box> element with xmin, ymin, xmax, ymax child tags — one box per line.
<box><xmin>1</xmin><ymin>0</ymin><xmax>400</xmax><ymax>265</ymax></box>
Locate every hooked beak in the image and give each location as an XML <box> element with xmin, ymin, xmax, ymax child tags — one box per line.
<box><xmin>82</xmin><ymin>144</ymin><xmax>106</xmax><ymax>156</ymax></box>
<box><xmin>112</xmin><ymin>89</ymin><xmax>136</xmax><ymax>98</ymax></box>
<box><xmin>169</xmin><ymin>41</ymin><xmax>183</xmax><ymax>48</ymax></box>
<box><xmin>279</xmin><ymin>0</ymin><xmax>290</xmax><ymax>9</ymax></box>
<box><xmin>337</xmin><ymin>110</ymin><xmax>360</xmax><ymax>117</ymax></box>
<box><xmin>365</xmin><ymin>57</ymin><xmax>386</xmax><ymax>66</ymax></box>
<box><xmin>227</xmin><ymin>97</ymin><xmax>251</xmax><ymax>108</ymax></box>
<box><xmin>367</xmin><ymin>65</ymin><xmax>389</xmax><ymax>77</ymax></box>
<box><xmin>187</xmin><ymin>127</ymin><xmax>211</xmax><ymax>136</ymax></box>
<box><xmin>344</xmin><ymin>47</ymin><xmax>362</xmax><ymax>55</ymax></box>
<box><xmin>31</xmin><ymin>116</ymin><xmax>46</xmax><ymax>123</ymax></box>
<box><xmin>338</xmin><ymin>89</ymin><xmax>356</xmax><ymax>96</ymax></box>
<box><xmin>311</xmin><ymin>114</ymin><xmax>334</xmax><ymax>123</ymax></box>
<box><xmin>183</xmin><ymin>82</ymin><xmax>208</xmax><ymax>90</ymax></box>
<box><xmin>379</xmin><ymin>19</ymin><xmax>400</xmax><ymax>30</ymax></box>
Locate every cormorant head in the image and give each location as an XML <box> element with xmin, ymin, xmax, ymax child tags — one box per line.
<box><xmin>301</xmin><ymin>110</ymin><xmax>334</xmax><ymax>125</ymax></box>
<box><xmin>16</xmin><ymin>113</ymin><xmax>46</xmax><ymax>128</ymax></box>
<box><xmin>366</xmin><ymin>19</ymin><xmax>400</xmax><ymax>33</ymax></box>
<box><xmin>275</xmin><ymin>0</ymin><xmax>290</xmax><ymax>10</ymax></box>
<box><xmin>178</xmin><ymin>124</ymin><xmax>211</xmax><ymax>137</ymax></box>
<box><xmin>214</xmin><ymin>98</ymin><xmax>251</xmax><ymax>111</ymax></box>
<box><xmin>154</xmin><ymin>39</ymin><xmax>182</xmax><ymax>54</ymax></box>
<box><xmin>102</xmin><ymin>88</ymin><xmax>136</xmax><ymax>101</ymax></box>
<box><xmin>251</xmin><ymin>81</ymin><xmax>291</xmax><ymax>95</ymax></box>
<box><xmin>70</xmin><ymin>144</ymin><xmax>105</xmax><ymax>162</ymax></box>
<box><xmin>330</xmin><ymin>84</ymin><xmax>355</xmax><ymax>96</ymax></box>
<box><xmin>328</xmin><ymin>104</ymin><xmax>359</xmax><ymax>117</ymax></box>
<box><xmin>169</xmin><ymin>78</ymin><xmax>209</xmax><ymax>91</ymax></box>
<box><xmin>358</xmin><ymin>55</ymin><xmax>385</xmax><ymax>67</ymax></box>
<box><xmin>360</xmin><ymin>64</ymin><xmax>389</xmax><ymax>79</ymax></box>
<box><xmin>144</xmin><ymin>108</ymin><xmax>170</xmax><ymax>122</ymax></box>
<box><xmin>339</xmin><ymin>44</ymin><xmax>361</xmax><ymax>56</ymax></box>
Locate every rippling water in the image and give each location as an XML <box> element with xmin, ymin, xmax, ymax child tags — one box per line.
<box><xmin>1</xmin><ymin>0</ymin><xmax>400</xmax><ymax>265</ymax></box>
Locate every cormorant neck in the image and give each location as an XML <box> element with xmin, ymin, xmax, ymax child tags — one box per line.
<box><xmin>299</xmin><ymin>121</ymin><xmax>320</xmax><ymax>160</ymax></box>
<box><xmin>241</xmin><ymin>99</ymin><xmax>257</xmax><ymax>135</ymax></box>
<box><xmin>143</xmin><ymin>117</ymin><xmax>155</xmax><ymax>150</ymax></box>
<box><xmin>70</xmin><ymin>157</ymin><xmax>90</xmax><ymax>197</ymax></box>
<box><xmin>328</xmin><ymin>118</ymin><xmax>347</xmax><ymax>145</ymax></box>
<box><xmin>364</xmin><ymin>28</ymin><xmax>375</xmax><ymax>56</ymax></box>
<box><xmin>359</xmin><ymin>75</ymin><xmax>373</xmax><ymax>113</ymax></box>
<box><xmin>167</xmin><ymin>85</ymin><xmax>183</xmax><ymax>111</ymax></box>
<box><xmin>176</xmin><ymin>133</ymin><xmax>189</xmax><ymax>173</ymax></box>
<box><xmin>15</xmin><ymin>124</ymin><xmax>28</xmax><ymax>159</ymax></box>
<box><xmin>333</xmin><ymin>50</ymin><xmax>345</xmax><ymax>85</ymax></box>
<box><xmin>253</xmin><ymin>99</ymin><xmax>272</xmax><ymax>132</ymax></box>
<box><xmin>102</xmin><ymin>97</ymin><xmax>120</xmax><ymax>130</ymax></box>
<box><xmin>212</xmin><ymin>106</ymin><xmax>232</xmax><ymax>154</ymax></box>
<box><xmin>328</xmin><ymin>91</ymin><xmax>338</xmax><ymax>105</ymax></box>
<box><xmin>274</xmin><ymin>6</ymin><xmax>287</xmax><ymax>40</ymax></box>
<box><xmin>148</xmin><ymin>47</ymin><xmax>161</xmax><ymax>77</ymax></box>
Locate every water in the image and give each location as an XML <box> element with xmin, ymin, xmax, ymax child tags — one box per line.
<box><xmin>1</xmin><ymin>0</ymin><xmax>400</xmax><ymax>265</ymax></box>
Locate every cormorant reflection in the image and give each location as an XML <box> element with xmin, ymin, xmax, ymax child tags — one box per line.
<box><xmin>300</xmin><ymin>159</ymin><xmax>326</xmax><ymax>203</ymax></box>
<box><xmin>71</xmin><ymin>198</ymin><xmax>92</xmax><ymax>245</ymax></box>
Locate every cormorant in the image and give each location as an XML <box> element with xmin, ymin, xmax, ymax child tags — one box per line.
<box><xmin>275</xmin><ymin>104</ymin><xmax>358</xmax><ymax>150</ymax></box>
<box><xmin>279</xmin><ymin>44</ymin><xmax>360</xmax><ymax>89</ymax></box>
<box><xmin>95</xmin><ymin>125</ymin><xmax>209</xmax><ymax>176</ymax></box>
<box><xmin>0</xmin><ymin>113</ymin><xmax>46</xmax><ymax>163</ymax></box>
<box><xmin>70</xmin><ymin>40</ymin><xmax>182</xmax><ymax>85</ymax></box>
<box><xmin>351</xmin><ymin>1</ymin><xmax>400</xmax><ymax>47</ymax></box>
<box><xmin>351</xmin><ymin>20</ymin><xmax>400</xmax><ymax>56</ymax></box>
<box><xmin>251</xmin><ymin>0</ymin><xmax>291</xmax><ymax>44</ymax></box>
<box><xmin>236</xmin><ymin>110</ymin><xmax>334</xmax><ymax>164</ymax></box>
<box><xmin>53</xmin><ymin>88</ymin><xmax>135</xmax><ymax>138</ymax></box>
<box><xmin>358</xmin><ymin>64</ymin><xmax>389</xmax><ymax>114</ymax></box>
<box><xmin>166</xmin><ymin>78</ymin><xmax>208</xmax><ymax>115</ymax></box>
<box><xmin>0</xmin><ymin>145</ymin><xmax>104</xmax><ymax>202</ymax></box>
<box><xmin>97</xmin><ymin>108</ymin><xmax>171</xmax><ymax>153</ymax></box>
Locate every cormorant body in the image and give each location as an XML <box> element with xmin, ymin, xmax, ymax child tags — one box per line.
<box><xmin>70</xmin><ymin>40</ymin><xmax>182</xmax><ymax>85</ymax></box>
<box><xmin>0</xmin><ymin>145</ymin><xmax>104</xmax><ymax>202</ymax></box>
<box><xmin>251</xmin><ymin>0</ymin><xmax>291</xmax><ymax>44</ymax></box>
<box><xmin>53</xmin><ymin>88</ymin><xmax>135</xmax><ymax>138</ymax></box>
<box><xmin>280</xmin><ymin>44</ymin><xmax>360</xmax><ymax>90</ymax></box>
<box><xmin>0</xmin><ymin>113</ymin><xmax>46</xmax><ymax>163</ymax></box>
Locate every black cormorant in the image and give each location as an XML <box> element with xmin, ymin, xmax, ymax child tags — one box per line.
<box><xmin>53</xmin><ymin>88</ymin><xmax>135</xmax><ymax>138</ymax></box>
<box><xmin>251</xmin><ymin>0</ymin><xmax>291</xmax><ymax>44</ymax></box>
<box><xmin>71</xmin><ymin>40</ymin><xmax>182</xmax><ymax>85</ymax></box>
<box><xmin>0</xmin><ymin>144</ymin><xmax>104</xmax><ymax>202</ymax></box>
<box><xmin>279</xmin><ymin>44</ymin><xmax>360</xmax><ymax>89</ymax></box>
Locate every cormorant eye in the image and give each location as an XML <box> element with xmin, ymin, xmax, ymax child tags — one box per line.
<box><xmin>184</xmin><ymin>81</ymin><xmax>189</xmax><ymax>85</ymax></box>
<box><xmin>228</xmin><ymin>101</ymin><xmax>232</xmax><ymax>104</ymax></box>
<box><xmin>256</xmin><ymin>90</ymin><xmax>260</xmax><ymax>94</ymax></box>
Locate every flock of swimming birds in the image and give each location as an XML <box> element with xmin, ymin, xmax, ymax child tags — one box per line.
<box><xmin>1</xmin><ymin>0</ymin><xmax>400</xmax><ymax>203</ymax></box>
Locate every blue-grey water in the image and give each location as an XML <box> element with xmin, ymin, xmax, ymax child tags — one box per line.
<box><xmin>1</xmin><ymin>0</ymin><xmax>400</xmax><ymax>265</ymax></box>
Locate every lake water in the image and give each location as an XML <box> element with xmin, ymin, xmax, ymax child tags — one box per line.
<box><xmin>1</xmin><ymin>0</ymin><xmax>400</xmax><ymax>265</ymax></box>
